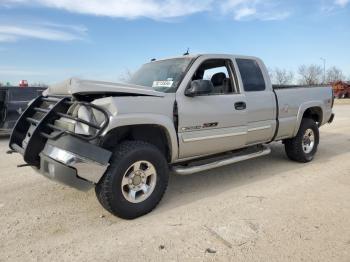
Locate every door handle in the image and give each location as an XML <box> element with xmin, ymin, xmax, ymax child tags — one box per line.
<box><xmin>234</xmin><ymin>102</ymin><xmax>246</xmax><ymax>110</ymax></box>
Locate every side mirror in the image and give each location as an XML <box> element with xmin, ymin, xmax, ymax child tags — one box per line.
<box><xmin>185</xmin><ymin>80</ymin><xmax>213</xmax><ymax>97</ymax></box>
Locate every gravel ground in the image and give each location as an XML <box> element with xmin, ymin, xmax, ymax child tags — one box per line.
<box><xmin>0</xmin><ymin>104</ymin><xmax>349</xmax><ymax>262</ymax></box>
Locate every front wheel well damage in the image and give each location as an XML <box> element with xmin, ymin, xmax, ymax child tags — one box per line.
<box><xmin>100</xmin><ymin>124</ymin><xmax>171</xmax><ymax>162</ymax></box>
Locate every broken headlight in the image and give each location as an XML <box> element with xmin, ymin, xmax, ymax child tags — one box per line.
<box><xmin>54</xmin><ymin>103</ymin><xmax>104</xmax><ymax>137</ymax></box>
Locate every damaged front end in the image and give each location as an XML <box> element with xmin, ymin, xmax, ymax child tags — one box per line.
<box><xmin>9</xmin><ymin>96</ymin><xmax>112</xmax><ymax>191</ymax></box>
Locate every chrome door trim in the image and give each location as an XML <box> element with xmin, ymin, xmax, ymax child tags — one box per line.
<box><xmin>247</xmin><ymin>125</ymin><xmax>271</xmax><ymax>132</ymax></box>
<box><xmin>182</xmin><ymin>131</ymin><xmax>247</xmax><ymax>143</ymax></box>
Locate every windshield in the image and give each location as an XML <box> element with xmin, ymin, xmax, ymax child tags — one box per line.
<box><xmin>128</xmin><ymin>58</ymin><xmax>193</xmax><ymax>93</ymax></box>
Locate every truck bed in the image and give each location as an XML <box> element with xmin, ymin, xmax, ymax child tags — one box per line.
<box><xmin>273</xmin><ymin>85</ymin><xmax>333</xmax><ymax>140</ymax></box>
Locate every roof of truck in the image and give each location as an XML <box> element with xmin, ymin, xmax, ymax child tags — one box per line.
<box><xmin>149</xmin><ymin>54</ymin><xmax>260</xmax><ymax>63</ymax></box>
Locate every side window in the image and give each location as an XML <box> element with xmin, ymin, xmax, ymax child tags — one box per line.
<box><xmin>203</xmin><ymin>66</ymin><xmax>228</xmax><ymax>81</ymax></box>
<box><xmin>191</xmin><ymin>59</ymin><xmax>235</xmax><ymax>95</ymax></box>
<box><xmin>236</xmin><ymin>59</ymin><xmax>266</xmax><ymax>92</ymax></box>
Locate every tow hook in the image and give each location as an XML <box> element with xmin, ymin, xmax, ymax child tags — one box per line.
<box><xmin>6</xmin><ymin>150</ymin><xmax>16</xmax><ymax>154</ymax></box>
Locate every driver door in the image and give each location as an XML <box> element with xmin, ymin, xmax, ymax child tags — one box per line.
<box><xmin>176</xmin><ymin>58</ymin><xmax>247</xmax><ymax>159</ymax></box>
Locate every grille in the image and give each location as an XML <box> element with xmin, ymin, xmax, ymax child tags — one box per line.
<box><xmin>9</xmin><ymin>96</ymin><xmax>109</xmax><ymax>166</ymax></box>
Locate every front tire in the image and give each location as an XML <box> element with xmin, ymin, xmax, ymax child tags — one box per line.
<box><xmin>284</xmin><ymin>118</ymin><xmax>319</xmax><ymax>163</ymax></box>
<box><xmin>95</xmin><ymin>141</ymin><xmax>169</xmax><ymax>219</ymax></box>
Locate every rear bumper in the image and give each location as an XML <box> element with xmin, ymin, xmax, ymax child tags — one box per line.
<box><xmin>37</xmin><ymin>135</ymin><xmax>112</xmax><ymax>191</ymax></box>
<box><xmin>328</xmin><ymin>113</ymin><xmax>335</xmax><ymax>124</ymax></box>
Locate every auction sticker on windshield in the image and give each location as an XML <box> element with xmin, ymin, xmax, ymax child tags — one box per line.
<box><xmin>152</xmin><ymin>80</ymin><xmax>174</xmax><ymax>88</ymax></box>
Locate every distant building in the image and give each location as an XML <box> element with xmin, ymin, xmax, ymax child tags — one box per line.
<box><xmin>19</xmin><ymin>80</ymin><xmax>29</xmax><ymax>88</ymax></box>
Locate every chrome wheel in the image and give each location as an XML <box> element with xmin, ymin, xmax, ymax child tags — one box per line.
<box><xmin>121</xmin><ymin>160</ymin><xmax>157</xmax><ymax>203</ymax></box>
<box><xmin>302</xmin><ymin>129</ymin><xmax>315</xmax><ymax>154</ymax></box>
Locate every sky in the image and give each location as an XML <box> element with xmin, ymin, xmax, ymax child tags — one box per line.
<box><xmin>0</xmin><ymin>0</ymin><xmax>349</xmax><ymax>85</ymax></box>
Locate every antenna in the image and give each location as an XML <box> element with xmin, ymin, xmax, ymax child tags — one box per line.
<box><xmin>183</xmin><ymin>48</ymin><xmax>190</xmax><ymax>56</ymax></box>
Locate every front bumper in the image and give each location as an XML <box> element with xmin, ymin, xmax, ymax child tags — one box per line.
<box><xmin>39</xmin><ymin>154</ymin><xmax>91</xmax><ymax>191</ymax></box>
<box><xmin>38</xmin><ymin>135</ymin><xmax>112</xmax><ymax>191</ymax></box>
<box><xmin>8</xmin><ymin>95</ymin><xmax>111</xmax><ymax>190</ymax></box>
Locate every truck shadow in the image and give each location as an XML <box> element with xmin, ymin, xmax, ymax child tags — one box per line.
<box><xmin>154</xmin><ymin>134</ymin><xmax>350</xmax><ymax>216</ymax></box>
<box><xmin>1</xmin><ymin>130</ymin><xmax>349</xmax><ymax>221</ymax></box>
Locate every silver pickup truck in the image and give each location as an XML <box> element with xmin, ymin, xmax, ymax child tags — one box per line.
<box><xmin>9</xmin><ymin>54</ymin><xmax>334</xmax><ymax>219</ymax></box>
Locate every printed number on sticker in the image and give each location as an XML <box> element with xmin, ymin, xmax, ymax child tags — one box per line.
<box><xmin>152</xmin><ymin>80</ymin><xmax>174</xmax><ymax>88</ymax></box>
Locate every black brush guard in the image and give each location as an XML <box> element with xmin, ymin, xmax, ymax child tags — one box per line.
<box><xmin>9</xmin><ymin>96</ymin><xmax>109</xmax><ymax>167</ymax></box>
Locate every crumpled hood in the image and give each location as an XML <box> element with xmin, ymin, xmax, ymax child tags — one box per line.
<box><xmin>43</xmin><ymin>78</ymin><xmax>165</xmax><ymax>97</ymax></box>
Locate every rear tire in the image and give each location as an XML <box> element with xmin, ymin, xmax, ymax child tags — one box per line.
<box><xmin>95</xmin><ymin>140</ymin><xmax>169</xmax><ymax>219</ymax></box>
<box><xmin>284</xmin><ymin>118</ymin><xmax>319</xmax><ymax>163</ymax></box>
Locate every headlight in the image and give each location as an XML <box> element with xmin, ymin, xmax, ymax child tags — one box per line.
<box><xmin>74</xmin><ymin>105</ymin><xmax>97</xmax><ymax>135</ymax></box>
<box><xmin>54</xmin><ymin>104</ymin><xmax>99</xmax><ymax>136</ymax></box>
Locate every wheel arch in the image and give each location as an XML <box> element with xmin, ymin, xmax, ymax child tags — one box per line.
<box><xmin>302</xmin><ymin>107</ymin><xmax>323</xmax><ymax>123</ymax></box>
<box><xmin>100</xmin><ymin>114</ymin><xmax>178</xmax><ymax>162</ymax></box>
<box><xmin>293</xmin><ymin>102</ymin><xmax>324</xmax><ymax>137</ymax></box>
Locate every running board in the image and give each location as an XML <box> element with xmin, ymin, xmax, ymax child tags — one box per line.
<box><xmin>172</xmin><ymin>145</ymin><xmax>271</xmax><ymax>176</ymax></box>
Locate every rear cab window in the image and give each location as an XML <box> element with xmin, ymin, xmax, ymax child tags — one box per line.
<box><xmin>236</xmin><ymin>59</ymin><xmax>266</xmax><ymax>92</ymax></box>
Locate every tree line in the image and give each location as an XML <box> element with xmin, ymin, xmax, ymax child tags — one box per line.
<box><xmin>0</xmin><ymin>81</ymin><xmax>48</xmax><ymax>87</ymax></box>
<box><xmin>270</xmin><ymin>65</ymin><xmax>348</xmax><ymax>85</ymax></box>
<box><xmin>1</xmin><ymin>65</ymin><xmax>348</xmax><ymax>87</ymax></box>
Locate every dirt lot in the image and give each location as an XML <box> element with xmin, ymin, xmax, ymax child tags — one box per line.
<box><xmin>1</xmin><ymin>103</ymin><xmax>350</xmax><ymax>262</ymax></box>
